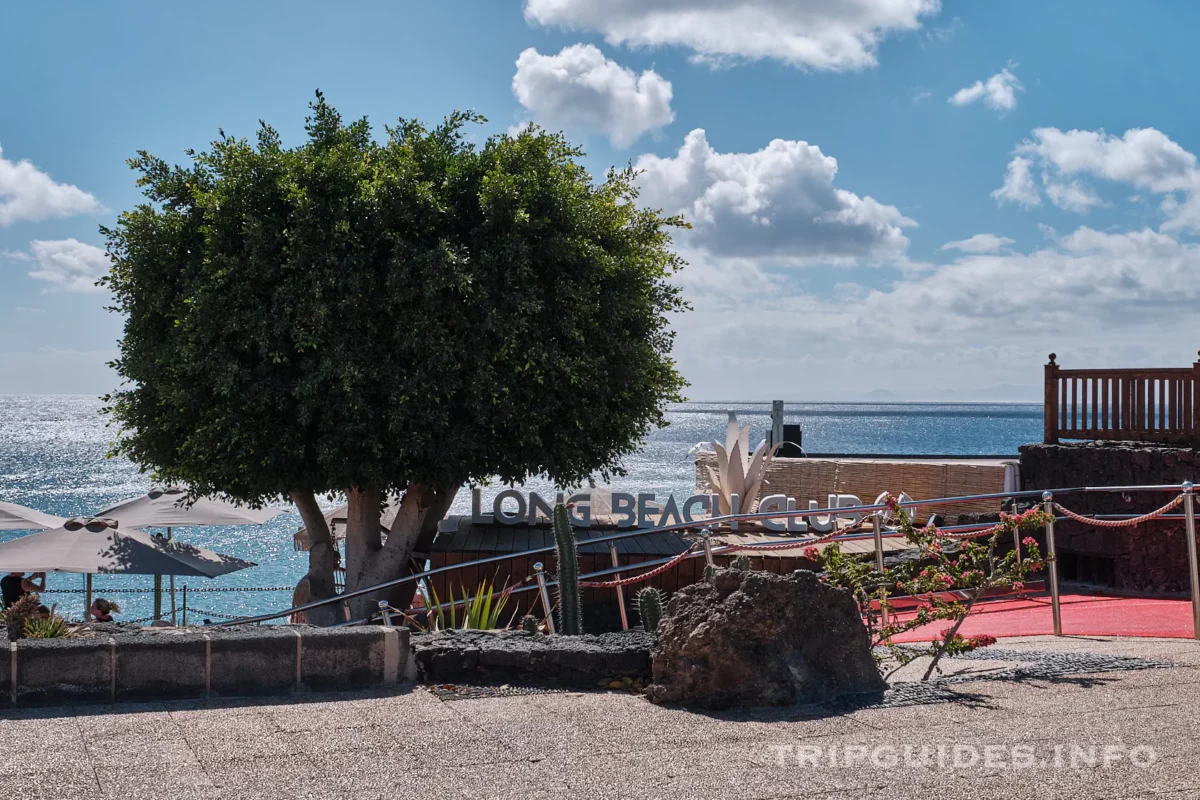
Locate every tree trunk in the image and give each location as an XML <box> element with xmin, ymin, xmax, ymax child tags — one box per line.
<box><xmin>343</xmin><ymin>483</ymin><xmax>458</xmax><ymax>620</ymax></box>
<box><xmin>290</xmin><ymin>489</ymin><xmax>341</xmax><ymax>627</ymax></box>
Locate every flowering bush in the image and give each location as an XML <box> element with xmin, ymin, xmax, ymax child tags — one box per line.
<box><xmin>811</xmin><ymin>495</ymin><xmax>1051</xmax><ymax>681</ymax></box>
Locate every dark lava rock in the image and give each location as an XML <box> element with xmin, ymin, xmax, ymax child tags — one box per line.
<box><xmin>411</xmin><ymin>629</ymin><xmax>653</xmax><ymax>687</ymax></box>
<box><xmin>647</xmin><ymin>569</ymin><xmax>884</xmax><ymax>709</ymax></box>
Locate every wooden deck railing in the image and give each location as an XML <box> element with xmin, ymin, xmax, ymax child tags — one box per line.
<box><xmin>1044</xmin><ymin>352</ymin><xmax>1200</xmax><ymax>445</ymax></box>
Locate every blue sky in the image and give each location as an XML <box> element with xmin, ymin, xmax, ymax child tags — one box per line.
<box><xmin>4</xmin><ymin>1</ymin><xmax>1200</xmax><ymax>398</ymax></box>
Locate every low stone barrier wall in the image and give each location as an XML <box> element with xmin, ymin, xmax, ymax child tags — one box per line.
<box><xmin>1</xmin><ymin>624</ymin><xmax>412</xmax><ymax>707</ymax></box>
<box><xmin>411</xmin><ymin>629</ymin><xmax>653</xmax><ymax>687</ymax></box>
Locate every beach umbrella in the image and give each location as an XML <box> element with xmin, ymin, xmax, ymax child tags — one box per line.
<box><xmin>0</xmin><ymin>502</ymin><xmax>66</xmax><ymax>531</ymax></box>
<box><xmin>95</xmin><ymin>487</ymin><xmax>281</xmax><ymax>528</ymax></box>
<box><xmin>0</xmin><ymin>517</ymin><xmax>255</xmax><ymax>620</ymax></box>
<box><xmin>94</xmin><ymin>487</ymin><xmax>281</xmax><ymax>622</ymax></box>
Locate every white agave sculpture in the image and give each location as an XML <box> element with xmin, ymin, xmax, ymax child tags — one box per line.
<box><xmin>705</xmin><ymin>412</ymin><xmax>779</xmax><ymax>516</ymax></box>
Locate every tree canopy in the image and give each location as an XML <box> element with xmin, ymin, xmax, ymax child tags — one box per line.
<box><xmin>102</xmin><ymin>93</ymin><xmax>689</xmax><ymax>508</ymax></box>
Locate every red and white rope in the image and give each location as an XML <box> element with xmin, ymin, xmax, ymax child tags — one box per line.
<box><xmin>1053</xmin><ymin>494</ymin><xmax>1184</xmax><ymax>527</ymax></box>
<box><xmin>716</xmin><ymin>521</ymin><xmax>866</xmax><ymax>554</ymax></box>
<box><xmin>579</xmin><ymin>546</ymin><xmax>698</xmax><ymax>588</ymax></box>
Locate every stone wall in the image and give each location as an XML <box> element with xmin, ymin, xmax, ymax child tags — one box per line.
<box><xmin>411</xmin><ymin>629</ymin><xmax>652</xmax><ymax>688</ymax></box>
<box><xmin>1</xmin><ymin>623</ymin><xmax>411</xmax><ymax>707</ymax></box>
<box><xmin>1019</xmin><ymin>442</ymin><xmax>1199</xmax><ymax>594</ymax></box>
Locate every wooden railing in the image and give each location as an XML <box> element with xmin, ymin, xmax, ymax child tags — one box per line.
<box><xmin>1044</xmin><ymin>352</ymin><xmax>1200</xmax><ymax>445</ymax></box>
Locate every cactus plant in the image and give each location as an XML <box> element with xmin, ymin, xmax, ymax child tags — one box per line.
<box><xmin>520</xmin><ymin>614</ymin><xmax>540</xmax><ymax>634</ymax></box>
<box><xmin>635</xmin><ymin>587</ymin><xmax>666</xmax><ymax>633</ymax></box>
<box><xmin>731</xmin><ymin>555</ymin><xmax>751</xmax><ymax>571</ymax></box>
<box><xmin>553</xmin><ymin>503</ymin><xmax>583</xmax><ymax>635</ymax></box>
<box><xmin>705</xmin><ymin>565</ymin><xmax>716</xmax><ymax>581</ymax></box>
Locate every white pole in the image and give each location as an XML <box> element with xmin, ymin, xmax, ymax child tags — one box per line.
<box><xmin>1043</xmin><ymin>492</ymin><xmax>1062</xmax><ymax>636</ymax></box>
<box><xmin>168</xmin><ymin>527</ymin><xmax>176</xmax><ymax>624</ymax></box>
<box><xmin>873</xmin><ymin>511</ymin><xmax>888</xmax><ymax>629</ymax></box>
<box><xmin>1182</xmin><ymin>482</ymin><xmax>1200</xmax><ymax>640</ymax></box>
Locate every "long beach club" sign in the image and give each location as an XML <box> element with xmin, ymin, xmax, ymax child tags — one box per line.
<box><xmin>471</xmin><ymin>488</ymin><xmax>912</xmax><ymax>533</ymax></box>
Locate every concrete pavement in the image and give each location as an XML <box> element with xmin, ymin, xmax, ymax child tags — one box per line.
<box><xmin>3</xmin><ymin>635</ymin><xmax>1200</xmax><ymax>799</ymax></box>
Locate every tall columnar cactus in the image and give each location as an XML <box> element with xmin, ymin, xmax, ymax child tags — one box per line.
<box><xmin>553</xmin><ymin>503</ymin><xmax>583</xmax><ymax>636</ymax></box>
<box><xmin>635</xmin><ymin>587</ymin><xmax>666</xmax><ymax>633</ymax></box>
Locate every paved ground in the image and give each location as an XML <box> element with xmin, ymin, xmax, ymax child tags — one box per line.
<box><xmin>890</xmin><ymin>592</ymin><xmax>1199</xmax><ymax>641</ymax></box>
<box><xmin>4</xmin><ymin>635</ymin><xmax>1200</xmax><ymax>799</ymax></box>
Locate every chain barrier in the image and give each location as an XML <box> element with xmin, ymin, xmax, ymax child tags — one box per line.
<box><xmin>182</xmin><ymin>607</ymin><xmax>248</xmax><ymax>621</ymax></box>
<box><xmin>1053</xmin><ymin>495</ymin><xmax>1185</xmax><ymax>528</ymax></box>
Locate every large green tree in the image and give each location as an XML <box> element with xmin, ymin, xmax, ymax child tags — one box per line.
<box><xmin>101</xmin><ymin>94</ymin><xmax>687</xmax><ymax>621</ymax></box>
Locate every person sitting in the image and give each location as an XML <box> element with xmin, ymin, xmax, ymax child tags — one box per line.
<box><xmin>88</xmin><ymin>598</ymin><xmax>120</xmax><ymax>622</ymax></box>
<box><xmin>1</xmin><ymin>572</ymin><xmax>46</xmax><ymax>609</ymax></box>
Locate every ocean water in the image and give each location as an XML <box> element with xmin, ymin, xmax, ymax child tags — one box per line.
<box><xmin>0</xmin><ymin>395</ymin><xmax>1042</xmax><ymax>620</ymax></box>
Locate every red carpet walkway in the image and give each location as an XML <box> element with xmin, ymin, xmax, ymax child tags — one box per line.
<box><xmin>888</xmin><ymin>593</ymin><xmax>1197</xmax><ymax>642</ymax></box>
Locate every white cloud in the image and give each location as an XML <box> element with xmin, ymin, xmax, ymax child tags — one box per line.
<box><xmin>20</xmin><ymin>238</ymin><xmax>111</xmax><ymax>293</ymax></box>
<box><xmin>635</xmin><ymin>129</ymin><xmax>914</xmax><ymax>264</ymax></box>
<box><xmin>949</xmin><ymin>66</ymin><xmax>1022</xmax><ymax>113</ymax></box>
<box><xmin>940</xmin><ymin>233</ymin><xmax>1014</xmax><ymax>253</ymax></box>
<box><xmin>992</xmin><ymin>156</ymin><xmax>1040</xmax><ymax>207</ymax></box>
<box><xmin>995</xmin><ymin>127</ymin><xmax>1200</xmax><ymax>228</ymax></box>
<box><xmin>0</xmin><ymin>145</ymin><xmax>101</xmax><ymax>226</ymax></box>
<box><xmin>673</xmin><ymin>226</ymin><xmax>1200</xmax><ymax>399</ymax></box>
<box><xmin>925</xmin><ymin>16</ymin><xmax>962</xmax><ymax>43</ymax></box>
<box><xmin>909</xmin><ymin>88</ymin><xmax>933</xmax><ymax>104</ymax></box>
<box><xmin>523</xmin><ymin>0</ymin><xmax>943</xmax><ymax>72</ymax></box>
<box><xmin>1018</xmin><ymin>127</ymin><xmax>1197</xmax><ymax>192</ymax></box>
<box><xmin>1043</xmin><ymin>179</ymin><xmax>1104</xmax><ymax>213</ymax></box>
<box><xmin>512</xmin><ymin>44</ymin><xmax>674</xmax><ymax>148</ymax></box>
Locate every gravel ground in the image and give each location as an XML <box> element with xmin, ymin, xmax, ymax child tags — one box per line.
<box><xmin>3</xmin><ymin>634</ymin><xmax>1199</xmax><ymax>799</ymax></box>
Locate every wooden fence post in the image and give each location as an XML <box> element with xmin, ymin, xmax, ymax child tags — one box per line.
<box><xmin>1044</xmin><ymin>353</ymin><xmax>1059</xmax><ymax>444</ymax></box>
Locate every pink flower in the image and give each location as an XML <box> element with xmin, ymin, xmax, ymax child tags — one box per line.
<box><xmin>802</xmin><ymin>546</ymin><xmax>819</xmax><ymax>561</ymax></box>
<box><xmin>1013</xmin><ymin>581</ymin><xmax>1025</xmax><ymax>591</ymax></box>
<box><xmin>1022</xmin><ymin>536</ymin><xmax>1038</xmax><ymax>546</ymax></box>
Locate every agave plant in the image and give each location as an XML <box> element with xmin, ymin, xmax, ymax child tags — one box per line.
<box><xmin>421</xmin><ymin>574</ymin><xmax>517</xmax><ymax>631</ymax></box>
<box><xmin>705</xmin><ymin>412</ymin><xmax>779</xmax><ymax>515</ymax></box>
<box><xmin>24</xmin><ymin>615</ymin><xmax>71</xmax><ymax>640</ymax></box>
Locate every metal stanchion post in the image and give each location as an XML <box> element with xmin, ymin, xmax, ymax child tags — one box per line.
<box><xmin>701</xmin><ymin>527</ymin><xmax>715</xmax><ymax>570</ymax></box>
<box><xmin>379</xmin><ymin>599</ymin><xmax>393</xmax><ymax>628</ymax></box>
<box><xmin>84</xmin><ymin>573</ymin><xmax>92</xmax><ymax>622</ymax></box>
<box><xmin>182</xmin><ymin>585</ymin><xmax>188</xmax><ymax>627</ymax></box>
<box><xmin>167</xmin><ymin>527</ymin><xmax>176</xmax><ymax>624</ymax></box>
<box><xmin>873</xmin><ymin>511</ymin><xmax>888</xmax><ymax>628</ymax></box>
<box><xmin>153</xmin><ymin>575</ymin><xmax>162</xmax><ymax>621</ymax></box>
<box><xmin>1182</xmin><ymin>482</ymin><xmax>1200</xmax><ymax>640</ymax></box>
<box><xmin>608</xmin><ymin>542</ymin><xmax>629</xmax><ymax>631</ymax></box>
<box><xmin>534</xmin><ymin>562</ymin><xmax>555</xmax><ymax>635</ymax></box>
<box><xmin>1043</xmin><ymin>491</ymin><xmax>1062</xmax><ymax>636</ymax></box>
